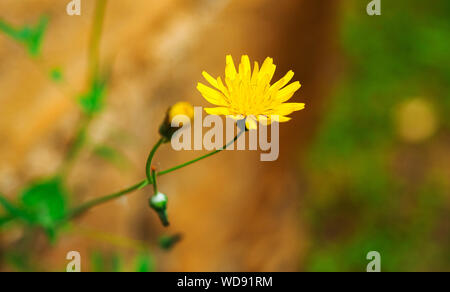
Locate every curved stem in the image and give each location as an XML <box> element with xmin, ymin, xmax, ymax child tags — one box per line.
<box><xmin>68</xmin><ymin>130</ymin><xmax>245</xmax><ymax>219</ymax></box>
<box><xmin>73</xmin><ymin>225</ymin><xmax>149</xmax><ymax>251</ymax></box>
<box><xmin>145</xmin><ymin>138</ymin><xmax>165</xmax><ymax>183</ymax></box>
<box><xmin>158</xmin><ymin>130</ymin><xmax>244</xmax><ymax>176</ymax></box>
<box><xmin>151</xmin><ymin>168</ymin><xmax>158</xmax><ymax>194</ymax></box>
<box><xmin>68</xmin><ymin>180</ymin><xmax>147</xmax><ymax>219</ymax></box>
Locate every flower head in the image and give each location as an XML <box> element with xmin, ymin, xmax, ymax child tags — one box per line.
<box><xmin>197</xmin><ymin>55</ymin><xmax>305</xmax><ymax>129</ymax></box>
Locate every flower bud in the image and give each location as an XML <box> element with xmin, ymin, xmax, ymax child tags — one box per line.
<box><xmin>149</xmin><ymin>192</ymin><xmax>167</xmax><ymax>211</ymax></box>
<box><xmin>159</xmin><ymin>101</ymin><xmax>194</xmax><ymax>142</ymax></box>
<box><xmin>149</xmin><ymin>192</ymin><xmax>170</xmax><ymax>227</ymax></box>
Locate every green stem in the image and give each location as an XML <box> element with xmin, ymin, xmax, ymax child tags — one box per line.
<box><xmin>60</xmin><ymin>114</ymin><xmax>92</xmax><ymax>175</ymax></box>
<box><xmin>151</xmin><ymin>168</ymin><xmax>158</xmax><ymax>194</ymax></box>
<box><xmin>89</xmin><ymin>0</ymin><xmax>108</xmax><ymax>82</ymax></box>
<box><xmin>158</xmin><ymin>130</ymin><xmax>244</xmax><ymax>176</ymax></box>
<box><xmin>145</xmin><ymin>138</ymin><xmax>165</xmax><ymax>184</ymax></box>
<box><xmin>69</xmin><ymin>131</ymin><xmax>245</xmax><ymax>219</ymax></box>
<box><xmin>60</xmin><ymin>0</ymin><xmax>108</xmax><ymax>177</ymax></box>
<box><xmin>69</xmin><ymin>180</ymin><xmax>147</xmax><ymax>219</ymax></box>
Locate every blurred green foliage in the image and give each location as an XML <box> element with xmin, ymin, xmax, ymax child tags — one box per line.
<box><xmin>78</xmin><ymin>77</ymin><xmax>108</xmax><ymax>115</ymax></box>
<box><xmin>158</xmin><ymin>234</ymin><xmax>183</xmax><ymax>250</ymax></box>
<box><xmin>20</xmin><ymin>177</ymin><xmax>68</xmax><ymax>240</ymax></box>
<box><xmin>303</xmin><ymin>0</ymin><xmax>450</xmax><ymax>271</ymax></box>
<box><xmin>134</xmin><ymin>253</ymin><xmax>155</xmax><ymax>272</ymax></box>
<box><xmin>0</xmin><ymin>16</ymin><xmax>48</xmax><ymax>57</ymax></box>
<box><xmin>0</xmin><ymin>177</ymin><xmax>68</xmax><ymax>241</ymax></box>
<box><xmin>0</xmin><ymin>4</ymin><xmax>161</xmax><ymax>273</ymax></box>
<box><xmin>50</xmin><ymin>67</ymin><xmax>64</xmax><ymax>82</ymax></box>
<box><xmin>91</xmin><ymin>251</ymin><xmax>121</xmax><ymax>272</ymax></box>
<box><xmin>89</xmin><ymin>251</ymin><xmax>155</xmax><ymax>272</ymax></box>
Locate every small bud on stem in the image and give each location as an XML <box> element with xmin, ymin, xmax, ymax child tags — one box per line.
<box><xmin>149</xmin><ymin>192</ymin><xmax>169</xmax><ymax>227</ymax></box>
<box><xmin>159</xmin><ymin>102</ymin><xmax>194</xmax><ymax>141</ymax></box>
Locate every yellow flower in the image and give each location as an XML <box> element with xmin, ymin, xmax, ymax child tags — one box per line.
<box><xmin>197</xmin><ymin>55</ymin><xmax>305</xmax><ymax>129</ymax></box>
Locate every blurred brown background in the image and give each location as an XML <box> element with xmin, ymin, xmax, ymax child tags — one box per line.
<box><xmin>1</xmin><ymin>0</ymin><xmax>449</xmax><ymax>272</ymax></box>
<box><xmin>0</xmin><ymin>0</ymin><xmax>338</xmax><ymax>271</ymax></box>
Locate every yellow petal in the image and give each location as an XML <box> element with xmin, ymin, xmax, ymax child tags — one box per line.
<box><xmin>204</xmin><ymin>107</ymin><xmax>231</xmax><ymax>115</ymax></box>
<box><xmin>270</xmin><ymin>70</ymin><xmax>295</xmax><ymax>91</ymax></box>
<box><xmin>272</xmin><ymin>103</ymin><xmax>305</xmax><ymax>116</ymax></box>
<box><xmin>240</xmin><ymin>55</ymin><xmax>252</xmax><ymax>80</ymax></box>
<box><xmin>229</xmin><ymin>114</ymin><xmax>245</xmax><ymax>120</ymax></box>
<box><xmin>260</xmin><ymin>57</ymin><xmax>273</xmax><ymax>75</ymax></box>
<box><xmin>278</xmin><ymin>116</ymin><xmax>292</xmax><ymax>122</ymax></box>
<box><xmin>258</xmin><ymin>115</ymin><xmax>291</xmax><ymax>125</ymax></box>
<box><xmin>197</xmin><ymin>83</ymin><xmax>229</xmax><ymax>106</ymax></box>
<box><xmin>216</xmin><ymin>77</ymin><xmax>230</xmax><ymax>98</ymax></box>
<box><xmin>225</xmin><ymin>55</ymin><xmax>237</xmax><ymax>79</ymax></box>
<box><xmin>202</xmin><ymin>71</ymin><xmax>219</xmax><ymax>88</ymax></box>
<box><xmin>251</xmin><ymin>61</ymin><xmax>260</xmax><ymax>84</ymax></box>
<box><xmin>268</xmin><ymin>71</ymin><xmax>295</xmax><ymax>98</ymax></box>
<box><xmin>270</xmin><ymin>115</ymin><xmax>292</xmax><ymax>123</ymax></box>
<box><xmin>259</xmin><ymin>57</ymin><xmax>276</xmax><ymax>84</ymax></box>
<box><xmin>276</xmin><ymin>81</ymin><xmax>301</xmax><ymax>102</ymax></box>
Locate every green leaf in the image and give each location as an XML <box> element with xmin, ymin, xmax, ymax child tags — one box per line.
<box><xmin>0</xmin><ymin>16</ymin><xmax>48</xmax><ymax>57</ymax></box>
<box><xmin>78</xmin><ymin>78</ymin><xmax>107</xmax><ymax>115</ymax></box>
<box><xmin>20</xmin><ymin>176</ymin><xmax>68</xmax><ymax>237</ymax></box>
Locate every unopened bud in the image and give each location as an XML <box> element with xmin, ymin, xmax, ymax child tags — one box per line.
<box><xmin>159</xmin><ymin>101</ymin><xmax>194</xmax><ymax>141</ymax></box>
<box><xmin>149</xmin><ymin>192</ymin><xmax>169</xmax><ymax>227</ymax></box>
